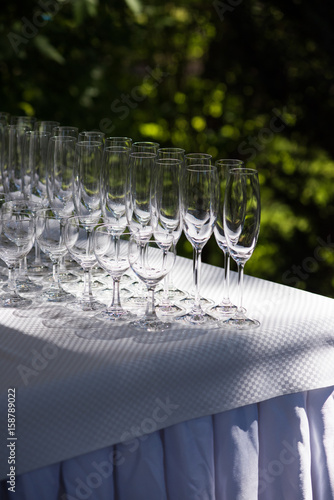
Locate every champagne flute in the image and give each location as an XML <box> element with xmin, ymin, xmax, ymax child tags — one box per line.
<box><xmin>209</xmin><ymin>159</ymin><xmax>243</xmax><ymax>317</ymax></box>
<box><xmin>46</xmin><ymin>135</ymin><xmax>79</xmax><ymax>282</ymax></box>
<box><xmin>101</xmin><ymin>146</ymin><xmax>129</xmax><ymax>230</ymax></box>
<box><xmin>2</xmin><ymin>124</ymin><xmax>28</xmax><ymax>200</ymax></box>
<box><xmin>34</xmin><ymin>121</ymin><xmax>60</xmax><ymax>133</ymax></box>
<box><xmin>132</xmin><ymin>141</ymin><xmax>160</xmax><ymax>153</ymax></box>
<box><xmin>184</xmin><ymin>153</ymin><xmax>212</xmax><ymax>166</ymax></box>
<box><xmin>105</xmin><ymin>136</ymin><xmax>132</xmax><ymax>149</ymax></box>
<box><xmin>153</xmin><ymin>158</ymin><xmax>184</xmax><ymax>315</ymax></box>
<box><xmin>78</xmin><ymin>131</ymin><xmax>105</xmax><ymax>144</ymax></box>
<box><xmin>223</xmin><ymin>167</ymin><xmax>261</xmax><ymax>329</ymax></box>
<box><xmin>52</xmin><ymin>126</ymin><xmax>79</xmax><ymax>138</ymax></box>
<box><xmin>22</xmin><ymin>130</ymin><xmax>51</xmax><ymax>276</ymax></box>
<box><xmin>124</xmin><ymin>151</ymin><xmax>156</xmax><ymax>308</ymax></box>
<box><xmin>175</xmin><ymin>165</ymin><xmax>219</xmax><ymax>325</ymax></box>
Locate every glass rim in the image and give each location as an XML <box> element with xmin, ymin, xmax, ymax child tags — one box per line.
<box><xmin>229</xmin><ymin>167</ymin><xmax>258</xmax><ymax>175</ymax></box>
<box><xmin>185</xmin><ymin>153</ymin><xmax>212</xmax><ymax>158</ymax></box>
<box><xmin>185</xmin><ymin>164</ymin><xmax>217</xmax><ymax>172</ymax></box>
<box><xmin>155</xmin><ymin>158</ymin><xmax>183</xmax><ymax>165</ymax></box>
<box><xmin>129</xmin><ymin>151</ymin><xmax>157</xmax><ymax>158</ymax></box>
<box><xmin>215</xmin><ymin>158</ymin><xmax>243</xmax><ymax>165</ymax></box>
<box><xmin>94</xmin><ymin>223</ymin><xmax>131</xmax><ymax>235</ymax></box>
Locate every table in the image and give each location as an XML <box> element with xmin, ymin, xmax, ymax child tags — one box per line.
<box><xmin>0</xmin><ymin>256</ymin><xmax>334</xmax><ymax>499</ymax></box>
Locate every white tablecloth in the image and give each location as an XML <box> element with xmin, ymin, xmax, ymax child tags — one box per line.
<box><xmin>0</xmin><ymin>256</ymin><xmax>334</xmax><ymax>496</ymax></box>
<box><xmin>1</xmin><ymin>386</ymin><xmax>333</xmax><ymax>499</ymax></box>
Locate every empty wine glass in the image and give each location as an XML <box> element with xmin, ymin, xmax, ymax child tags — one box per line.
<box><xmin>34</xmin><ymin>121</ymin><xmax>60</xmax><ymax>133</ymax></box>
<box><xmin>22</xmin><ymin>130</ymin><xmax>51</xmax><ymax>276</ymax></box>
<box><xmin>129</xmin><ymin>232</ymin><xmax>176</xmax><ymax>332</ymax></box>
<box><xmin>184</xmin><ymin>153</ymin><xmax>212</xmax><ymax>166</ymax></box>
<box><xmin>1</xmin><ymin>124</ymin><xmax>28</xmax><ymax>200</ymax></box>
<box><xmin>35</xmin><ymin>208</ymin><xmax>75</xmax><ymax>302</ymax></box>
<box><xmin>223</xmin><ymin>167</ymin><xmax>261</xmax><ymax>329</ymax></box>
<box><xmin>46</xmin><ymin>135</ymin><xmax>79</xmax><ymax>282</ymax></box>
<box><xmin>132</xmin><ymin>141</ymin><xmax>160</xmax><ymax>153</ymax></box>
<box><xmin>105</xmin><ymin>136</ymin><xmax>132</xmax><ymax>149</ymax></box>
<box><xmin>152</xmin><ymin>158</ymin><xmax>184</xmax><ymax>316</ymax></box>
<box><xmin>52</xmin><ymin>126</ymin><xmax>79</xmax><ymax>138</ymax></box>
<box><xmin>78</xmin><ymin>131</ymin><xmax>105</xmax><ymax>144</ymax></box>
<box><xmin>208</xmin><ymin>159</ymin><xmax>243</xmax><ymax>317</ymax></box>
<box><xmin>101</xmin><ymin>146</ymin><xmax>129</xmax><ymax>230</ymax></box>
<box><xmin>124</xmin><ymin>151</ymin><xmax>156</xmax><ymax>308</ymax></box>
<box><xmin>64</xmin><ymin>216</ymin><xmax>104</xmax><ymax>311</ymax></box>
<box><xmin>175</xmin><ymin>165</ymin><xmax>219</xmax><ymax>325</ymax></box>
<box><xmin>93</xmin><ymin>227</ymin><xmax>135</xmax><ymax>322</ymax></box>
<box><xmin>0</xmin><ymin>207</ymin><xmax>35</xmax><ymax>308</ymax></box>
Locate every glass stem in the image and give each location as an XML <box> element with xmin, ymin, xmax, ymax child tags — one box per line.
<box><xmin>193</xmin><ymin>247</ymin><xmax>202</xmax><ymax>311</ymax></box>
<box><xmin>7</xmin><ymin>266</ymin><xmax>18</xmax><ymax>296</ymax></box>
<box><xmin>145</xmin><ymin>285</ymin><xmax>157</xmax><ymax>319</ymax></box>
<box><xmin>111</xmin><ymin>278</ymin><xmax>122</xmax><ymax>309</ymax></box>
<box><xmin>52</xmin><ymin>261</ymin><xmax>61</xmax><ymax>287</ymax></box>
<box><xmin>222</xmin><ymin>251</ymin><xmax>231</xmax><ymax>303</ymax></box>
<box><xmin>34</xmin><ymin>241</ymin><xmax>42</xmax><ymax>265</ymax></box>
<box><xmin>237</xmin><ymin>262</ymin><xmax>245</xmax><ymax>315</ymax></box>
<box><xmin>82</xmin><ymin>269</ymin><xmax>93</xmax><ymax>302</ymax></box>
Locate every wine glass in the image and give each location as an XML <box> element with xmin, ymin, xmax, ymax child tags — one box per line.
<box><xmin>175</xmin><ymin>165</ymin><xmax>219</xmax><ymax>325</ymax></box>
<box><xmin>105</xmin><ymin>137</ymin><xmax>132</xmax><ymax>149</ymax></box>
<box><xmin>128</xmin><ymin>232</ymin><xmax>176</xmax><ymax>332</ymax></box>
<box><xmin>0</xmin><ymin>206</ymin><xmax>35</xmax><ymax>308</ymax></box>
<box><xmin>78</xmin><ymin>131</ymin><xmax>105</xmax><ymax>144</ymax></box>
<box><xmin>46</xmin><ymin>136</ymin><xmax>79</xmax><ymax>282</ymax></box>
<box><xmin>101</xmin><ymin>146</ymin><xmax>129</xmax><ymax>230</ymax></box>
<box><xmin>22</xmin><ymin>130</ymin><xmax>51</xmax><ymax>276</ymax></box>
<box><xmin>156</xmin><ymin>148</ymin><xmax>187</xmax><ymax>301</ymax></box>
<box><xmin>208</xmin><ymin>159</ymin><xmax>243</xmax><ymax>317</ymax></box>
<box><xmin>64</xmin><ymin>216</ymin><xmax>104</xmax><ymax>311</ymax></box>
<box><xmin>132</xmin><ymin>141</ymin><xmax>160</xmax><ymax>153</ymax></box>
<box><xmin>34</xmin><ymin>121</ymin><xmax>60</xmax><ymax>133</ymax></box>
<box><xmin>124</xmin><ymin>151</ymin><xmax>156</xmax><ymax>308</ymax></box>
<box><xmin>1</xmin><ymin>200</ymin><xmax>44</xmax><ymax>294</ymax></box>
<box><xmin>72</xmin><ymin>140</ymin><xmax>102</xmax><ymax>224</ymax></box>
<box><xmin>152</xmin><ymin>158</ymin><xmax>184</xmax><ymax>316</ymax></box>
<box><xmin>52</xmin><ymin>126</ymin><xmax>79</xmax><ymax>138</ymax></box>
<box><xmin>93</xmin><ymin>227</ymin><xmax>135</xmax><ymax>322</ymax></box>
<box><xmin>223</xmin><ymin>167</ymin><xmax>261</xmax><ymax>329</ymax></box>
<box><xmin>184</xmin><ymin>153</ymin><xmax>212</xmax><ymax>166</ymax></box>
<box><xmin>10</xmin><ymin>116</ymin><xmax>36</xmax><ymax>130</ymax></box>
<box><xmin>1</xmin><ymin>124</ymin><xmax>28</xmax><ymax>200</ymax></box>
<box><xmin>35</xmin><ymin>208</ymin><xmax>75</xmax><ymax>302</ymax></box>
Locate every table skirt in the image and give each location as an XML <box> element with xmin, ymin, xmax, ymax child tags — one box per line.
<box><xmin>1</xmin><ymin>386</ymin><xmax>333</xmax><ymax>500</ymax></box>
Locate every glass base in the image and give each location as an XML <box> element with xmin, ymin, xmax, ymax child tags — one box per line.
<box><xmin>66</xmin><ymin>298</ymin><xmax>105</xmax><ymax>313</ymax></box>
<box><xmin>222</xmin><ymin>316</ymin><xmax>260</xmax><ymax>329</ymax></box>
<box><xmin>174</xmin><ymin>308</ymin><xmax>218</xmax><ymax>327</ymax></box>
<box><xmin>130</xmin><ymin>316</ymin><xmax>172</xmax><ymax>332</ymax></box>
<box><xmin>39</xmin><ymin>287</ymin><xmax>75</xmax><ymax>303</ymax></box>
<box><xmin>95</xmin><ymin>307</ymin><xmax>136</xmax><ymax>322</ymax></box>
<box><xmin>179</xmin><ymin>295</ymin><xmax>214</xmax><ymax>310</ymax></box>
<box><xmin>155</xmin><ymin>301</ymin><xmax>185</xmax><ymax>316</ymax></box>
<box><xmin>155</xmin><ymin>287</ymin><xmax>188</xmax><ymax>302</ymax></box>
<box><xmin>208</xmin><ymin>301</ymin><xmax>237</xmax><ymax>318</ymax></box>
<box><xmin>0</xmin><ymin>293</ymin><xmax>32</xmax><ymax>308</ymax></box>
<box><xmin>14</xmin><ymin>279</ymin><xmax>43</xmax><ymax>294</ymax></box>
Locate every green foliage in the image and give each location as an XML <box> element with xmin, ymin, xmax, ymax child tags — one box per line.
<box><xmin>1</xmin><ymin>0</ymin><xmax>334</xmax><ymax>297</ymax></box>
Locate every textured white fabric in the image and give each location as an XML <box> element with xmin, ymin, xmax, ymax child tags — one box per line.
<box><xmin>1</xmin><ymin>387</ymin><xmax>333</xmax><ymax>499</ymax></box>
<box><xmin>0</xmin><ymin>256</ymin><xmax>333</xmax><ymax>482</ymax></box>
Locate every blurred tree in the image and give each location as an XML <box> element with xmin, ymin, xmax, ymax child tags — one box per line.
<box><xmin>0</xmin><ymin>0</ymin><xmax>333</xmax><ymax>297</ymax></box>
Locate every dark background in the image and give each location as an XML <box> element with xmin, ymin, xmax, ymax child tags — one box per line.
<box><xmin>1</xmin><ymin>0</ymin><xmax>334</xmax><ymax>298</ymax></box>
